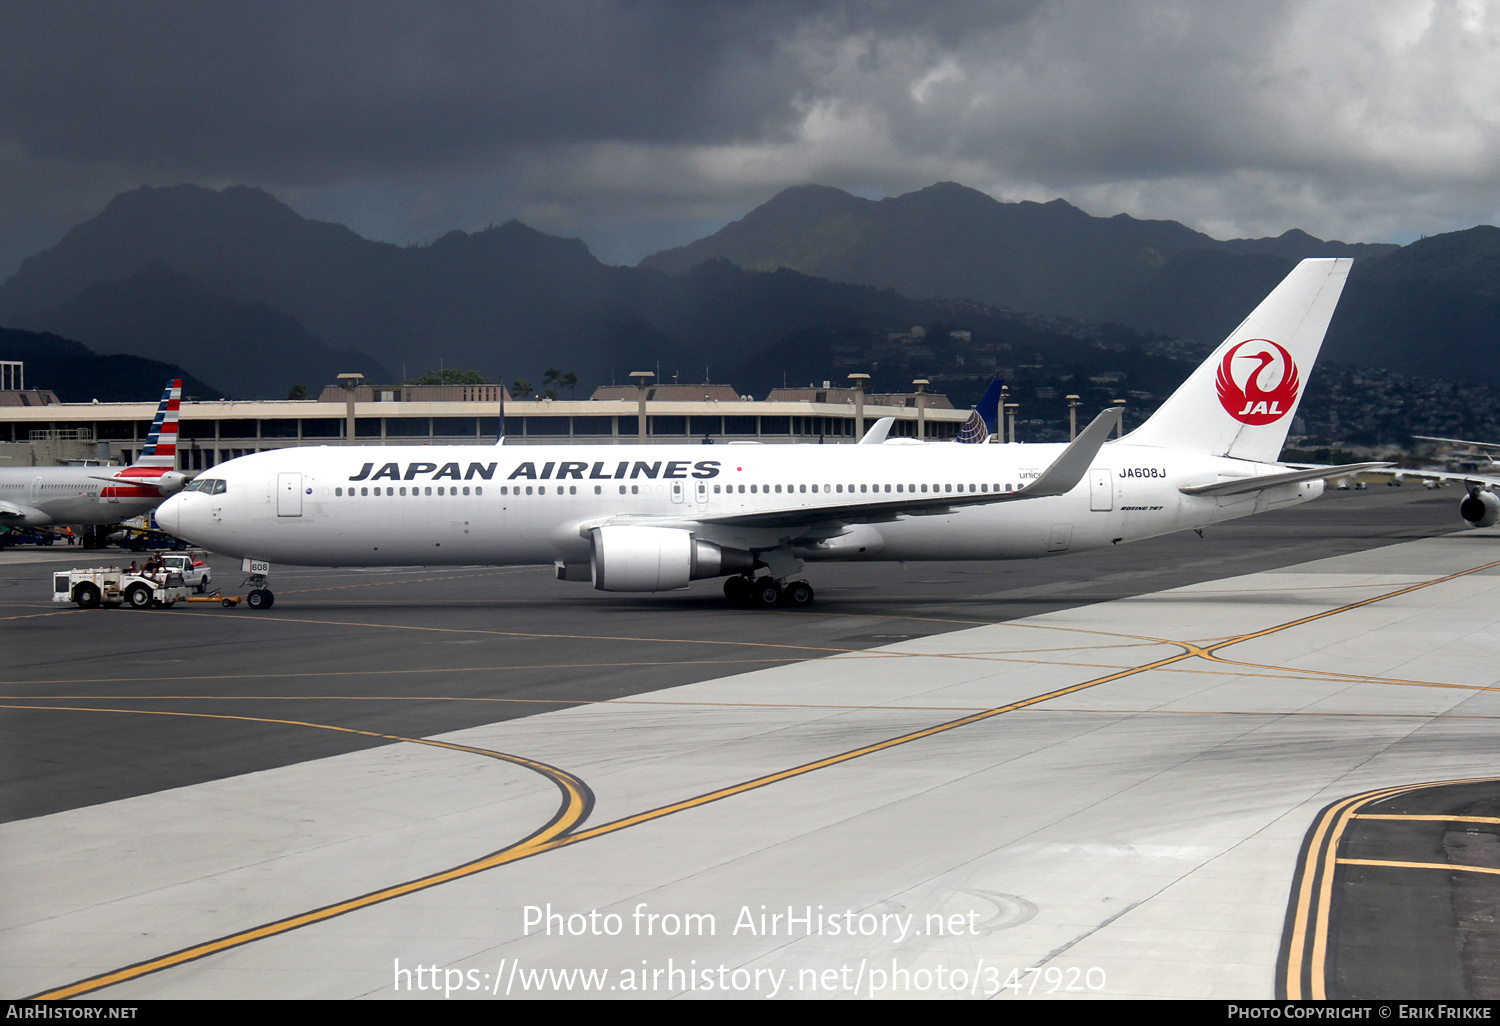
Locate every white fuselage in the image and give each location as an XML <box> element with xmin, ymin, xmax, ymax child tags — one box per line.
<box><xmin>0</xmin><ymin>466</ymin><xmax>165</xmax><ymax>526</ymax></box>
<box><xmin>155</xmin><ymin>439</ymin><xmax>1324</xmax><ymax>570</ymax></box>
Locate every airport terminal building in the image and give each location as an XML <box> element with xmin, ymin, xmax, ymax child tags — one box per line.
<box><xmin>0</xmin><ymin>377</ymin><xmax>969</xmax><ymax>470</ymax></box>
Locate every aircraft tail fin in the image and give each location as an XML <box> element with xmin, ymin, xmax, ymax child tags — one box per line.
<box><xmin>132</xmin><ymin>379</ymin><xmax>182</xmax><ymax>468</ymax></box>
<box><xmin>1126</xmin><ymin>258</ymin><xmax>1352</xmax><ymax>464</ymax></box>
<box><xmin>956</xmin><ymin>409</ymin><xmax>988</xmax><ymax>444</ymax></box>
<box><xmin>957</xmin><ymin>379</ymin><xmax>1003</xmax><ymax>444</ymax></box>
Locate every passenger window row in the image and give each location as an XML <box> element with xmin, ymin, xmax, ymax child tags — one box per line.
<box><xmin>328</xmin><ymin>482</ymin><xmax>1017</xmax><ymax>498</ymax></box>
<box><xmin>337</xmin><ymin>486</ymin><xmax>481</xmax><ymax>497</ymax></box>
<box><xmin>711</xmin><ymin>482</ymin><xmax>1013</xmax><ymax>495</ymax></box>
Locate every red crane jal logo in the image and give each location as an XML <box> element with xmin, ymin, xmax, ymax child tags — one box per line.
<box><xmin>1216</xmin><ymin>339</ymin><xmax>1301</xmax><ymax>425</ymax></box>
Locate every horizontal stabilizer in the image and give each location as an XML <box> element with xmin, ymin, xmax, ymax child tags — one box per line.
<box><xmin>1179</xmin><ymin>462</ymin><xmax>1391</xmax><ymax>497</ymax></box>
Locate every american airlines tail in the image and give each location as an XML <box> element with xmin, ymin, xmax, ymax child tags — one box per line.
<box><xmin>132</xmin><ymin>379</ymin><xmax>182</xmax><ymax>468</ymax></box>
<box><xmin>102</xmin><ymin>379</ymin><xmax>189</xmax><ymax>495</ymax></box>
<box><xmin>1126</xmin><ymin>258</ymin><xmax>1352</xmax><ymax>464</ymax></box>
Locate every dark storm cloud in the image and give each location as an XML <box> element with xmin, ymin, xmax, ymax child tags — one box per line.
<box><xmin>0</xmin><ymin>1</ymin><xmax>809</xmax><ymax>177</ymax></box>
<box><xmin>0</xmin><ymin>1</ymin><xmax>1497</xmax><ymax>274</ymax></box>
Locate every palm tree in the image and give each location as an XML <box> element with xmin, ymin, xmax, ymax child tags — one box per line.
<box><xmin>542</xmin><ymin>368</ymin><xmax>578</xmax><ymax>400</ymax></box>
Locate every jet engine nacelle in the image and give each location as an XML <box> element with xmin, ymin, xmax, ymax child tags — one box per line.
<box><xmin>590</xmin><ymin>526</ymin><xmax>755</xmax><ymax>592</ymax></box>
<box><xmin>155</xmin><ymin>471</ymin><xmax>190</xmax><ymax>495</ymax></box>
<box><xmin>1461</xmin><ymin>489</ymin><xmax>1500</xmax><ymax>529</ymax></box>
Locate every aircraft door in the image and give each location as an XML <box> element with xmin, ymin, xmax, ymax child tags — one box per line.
<box><xmin>277</xmin><ymin>472</ymin><xmax>303</xmax><ymax>517</ymax></box>
<box><xmin>1090</xmin><ymin>468</ymin><xmax>1113</xmax><ymax>512</ymax></box>
<box><xmin>671</xmin><ymin>481</ymin><xmax>684</xmax><ymax>504</ymax></box>
<box><xmin>696</xmin><ymin>481</ymin><xmax>708</xmax><ymax>504</ymax></box>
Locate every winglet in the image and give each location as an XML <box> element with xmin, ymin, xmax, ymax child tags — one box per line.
<box><xmin>859</xmin><ymin>416</ymin><xmax>895</xmax><ymax>445</ymax></box>
<box><xmin>1015</xmin><ymin>407</ymin><xmax>1122</xmax><ymax>498</ymax></box>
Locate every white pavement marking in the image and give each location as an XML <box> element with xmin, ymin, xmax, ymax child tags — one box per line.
<box><xmin>4</xmin><ymin>531</ymin><xmax>1500</xmax><ymax>999</ymax></box>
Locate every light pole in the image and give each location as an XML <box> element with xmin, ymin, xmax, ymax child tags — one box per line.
<box><xmin>912</xmin><ymin>378</ymin><xmax>929</xmax><ymax>439</ymax></box>
<box><xmin>848</xmin><ymin>373</ymin><xmax>870</xmax><ymax>440</ymax></box>
<box><xmin>1066</xmin><ymin>394</ymin><xmax>1080</xmax><ymax>441</ymax></box>
<box><xmin>630</xmin><ymin>371</ymin><xmax>654</xmax><ymax>444</ymax></box>
<box><xmin>1112</xmin><ymin>398</ymin><xmax>1127</xmax><ymax>438</ymax></box>
<box><xmin>337</xmin><ymin>372</ymin><xmax>364</xmax><ymax>446</ymax></box>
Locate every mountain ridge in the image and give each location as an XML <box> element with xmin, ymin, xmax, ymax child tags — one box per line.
<box><xmin>3</xmin><ymin>180</ymin><xmax>1496</xmax><ymax>398</ymax></box>
<box><xmin>640</xmin><ymin>181</ymin><xmax>1398</xmax><ymax>338</ymax></box>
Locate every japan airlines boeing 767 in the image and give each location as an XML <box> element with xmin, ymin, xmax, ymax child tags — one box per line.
<box><xmin>156</xmin><ymin>259</ymin><xmax>1383</xmax><ymax>608</ymax></box>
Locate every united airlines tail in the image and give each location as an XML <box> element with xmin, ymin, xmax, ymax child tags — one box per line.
<box><xmin>1126</xmin><ymin>258</ymin><xmax>1352</xmax><ymax>464</ymax></box>
<box><xmin>957</xmin><ymin>378</ymin><xmax>1004</xmax><ymax>444</ymax></box>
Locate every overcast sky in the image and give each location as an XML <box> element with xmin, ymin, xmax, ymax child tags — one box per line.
<box><xmin>2</xmin><ymin>0</ymin><xmax>1498</xmax><ymax>277</ymax></box>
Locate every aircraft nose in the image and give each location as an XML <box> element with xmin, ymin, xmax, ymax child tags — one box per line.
<box><xmin>156</xmin><ymin>493</ymin><xmax>183</xmax><ymax>536</ymax></box>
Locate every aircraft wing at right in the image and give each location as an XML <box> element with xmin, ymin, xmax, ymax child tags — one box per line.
<box><xmin>1412</xmin><ymin>435</ymin><xmax>1500</xmax><ymax>453</ymax></box>
<box><xmin>1384</xmin><ymin>467</ymin><xmax>1500</xmax><ymax>489</ymax></box>
<box><xmin>1351</xmin><ymin>465</ymin><xmax>1500</xmax><ymax>529</ymax></box>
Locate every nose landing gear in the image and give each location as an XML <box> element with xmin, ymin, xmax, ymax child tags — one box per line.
<box><xmin>242</xmin><ymin>567</ymin><xmax>275</xmax><ymax>610</ymax></box>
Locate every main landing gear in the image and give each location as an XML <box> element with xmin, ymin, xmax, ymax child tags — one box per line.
<box><xmin>724</xmin><ymin>574</ymin><xmax>815</xmax><ymax>608</ymax></box>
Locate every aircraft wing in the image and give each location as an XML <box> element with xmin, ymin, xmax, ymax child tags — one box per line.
<box><xmin>691</xmin><ymin>407</ymin><xmax>1122</xmax><ymax>530</ymax></box>
<box><xmin>0</xmin><ymin>500</ymin><xmax>49</xmax><ymax>523</ymax></box>
<box><xmin>1179</xmin><ymin>462</ymin><xmax>1393</xmax><ymax>497</ymax></box>
<box><xmin>1382</xmin><ymin>467</ymin><xmax>1500</xmax><ymax>490</ymax></box>
<box><xmin>1413</xmin><ymin>435</ymin><xmax>1500</xmax><ymax>452</ymax></box>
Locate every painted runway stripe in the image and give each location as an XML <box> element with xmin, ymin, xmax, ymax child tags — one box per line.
<box><xmin>19</xmin><ymin>706</ymin><xmax>593</xmax><ymax>1002</ymax></box>
<box><xmin>1278</xmin><ymin>776</ymin><xmax>1500</xmax><ymax>1000</ymax></box>
<box><xmin>1338</xmin><ymin>858</ymin><xmax>1500</xmax><ymax>875</ymax></box>
<box><xmin>30</xmin><ymin>556</ymin><xmax>1500</xmax><ymax>999</ymax></box>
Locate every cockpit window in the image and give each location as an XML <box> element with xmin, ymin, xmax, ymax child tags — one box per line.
<box><xmin>187</xmin><ymin>478</ymin><xmax>227</xmax><ymax>494</ymax></box>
